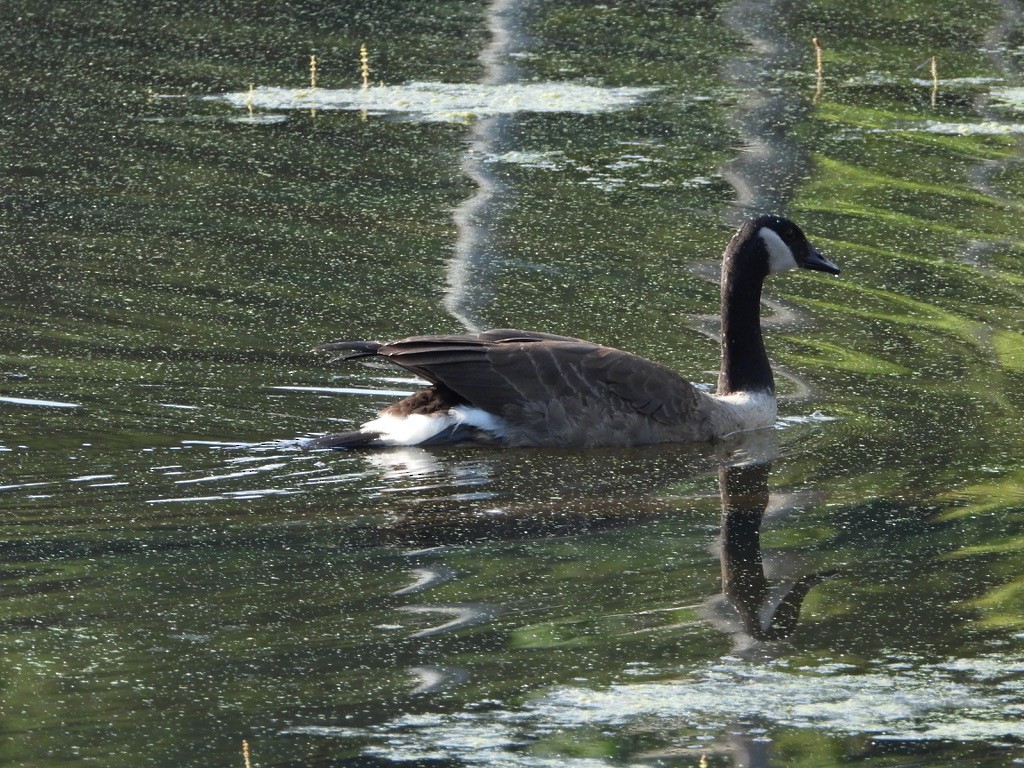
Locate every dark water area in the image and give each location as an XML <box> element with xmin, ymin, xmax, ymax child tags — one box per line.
<box><xmin>3</xmin><ymin>1</ymin><xmax>1024</xmax><ymax>766</ymax></box>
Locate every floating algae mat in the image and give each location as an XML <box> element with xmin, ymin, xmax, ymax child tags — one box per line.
<box><xmin>919</xmin><ymin>120</ymin><xmax>1024</xmax><ymax>134</ymax></box>
<box><xmin>210</xmin><ymin>82</ymin><xmax>659</xmax><ymax>122</ymax></box>
<box><xmin>341</xmin><ymin>654</ymin><xmax>1024</xmax><ymax>765</ymax></box>
<box><xmin>992</xmin><ymin>86</ymin><xmax>1024</xmax><ymax>109</ymax></box>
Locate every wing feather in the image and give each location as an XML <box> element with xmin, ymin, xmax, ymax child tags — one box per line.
<box><xmin>585</xmin><ymin>347</ymin><xmax>701</xmax><ymax>425</ymax></box>
<box><xmin>324</xmin><ymin>331</ymin><xmax>703</xmax><ymax>439</ymax></box>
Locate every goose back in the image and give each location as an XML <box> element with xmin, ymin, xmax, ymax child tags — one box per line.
<box><xmin>321</xmin><ymin>329</ymin><xmax>723</xmax><ymax>447</ymax></box>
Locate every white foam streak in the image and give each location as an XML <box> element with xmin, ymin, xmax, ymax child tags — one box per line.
<box><xmin>211</xmin><ymin>82</ymin><xmax>658</xmax><ymax>123</ymax></box>
<box><xmin>0</xmin><ymin>396</ymin><xmax>80</xmax><ymax>409</ymax></box>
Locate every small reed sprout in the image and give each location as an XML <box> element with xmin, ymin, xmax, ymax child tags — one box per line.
<box><xmin>242</xmin><ymin>739</ymin><xmax>253</xmax><ymax>768</ymax></box>
<box><xmin>812</xmin><ymin>37</ymin><xmax>824</xmax><ymax>101</ymax></box>
<box><xmin>360</xmin><ymin>43</ymin><xmax>371</xmax><ymax>89</ymax></box>
<box><xmin>309</xmin><ymin>54</ymin><xmax>319</xmax><ymax>89</ymax></box>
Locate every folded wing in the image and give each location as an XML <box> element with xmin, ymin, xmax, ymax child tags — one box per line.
<box><xmin>319</xmin><ymin>329</ymin><xmax>706</xmax><ymax>446</ymax></box>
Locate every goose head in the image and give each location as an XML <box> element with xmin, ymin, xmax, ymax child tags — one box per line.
<box><xmin>734</xmin><ymin>214</ymin><xmax>840</xmax><ymax>277</ymax></box>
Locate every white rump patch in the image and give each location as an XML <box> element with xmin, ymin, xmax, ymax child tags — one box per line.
<box><xmin>362</xmin><ymin>406</ymin><xmax>508</xmax><ymax>446</ymax></box>
<box><xmin>760</xmin><ymin>227</ymin><xmax>799</xmax><ymax>273</ymax></box>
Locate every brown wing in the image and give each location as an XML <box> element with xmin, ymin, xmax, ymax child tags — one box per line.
<box><xmin>581</xmin><ymin>346</ymin><xmax>704</xmax><ymax>425</ymax></box>
<box><xmin>338</xmin><ymin>330</ymin><xmax>702</xmax><ymax>431</ymax></box>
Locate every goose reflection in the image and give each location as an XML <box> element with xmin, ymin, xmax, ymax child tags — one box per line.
<box><xmin>707</xmin><ymin>457</ymin><xmax>836</xmax><ymax>647</ymax></box>
<box><xmin>337</xmin><ymin>441</ymin><xmax>712</xmax><ymax>548</ymax></box>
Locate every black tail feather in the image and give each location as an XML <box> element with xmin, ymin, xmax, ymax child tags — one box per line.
<box><xmin>313</xmin><ymin>340</ymin><xmax>383</xmax><ymax>361</ymax></box>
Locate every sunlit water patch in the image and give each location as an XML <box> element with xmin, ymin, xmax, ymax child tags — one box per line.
<box><xmin>208</xmin><ymin>82</ymin><xmax>658</xmax><ymax>123</ymax></box>
<box><xmin>123</xmin><ymin>440</ymin><xmax>498</xmax><ymax>508</ymax></box>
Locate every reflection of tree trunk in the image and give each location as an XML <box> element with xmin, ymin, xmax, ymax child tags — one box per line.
<box><xmin>727</xmin><ymin>732</ymin><xmax>774</xmax><ymax>768</ymax></box>
<box><xmin>446</xmin><ymin>0</ymin><xmax>528</xmax><ymax>331</ymax></box>
<box><xmin>962</xmin><ymin>0</ymin><xmax>1024</xmax><ymax>267</ymax></box>
<box><xmin>447</xmin><ymin>115</ymin><xmax>508</xmax><ymax>332</ymax></box>
<box><xmin>720</xmin><ymin>0</ymin><xmax>813</xmax><ymax>224</ymax></box>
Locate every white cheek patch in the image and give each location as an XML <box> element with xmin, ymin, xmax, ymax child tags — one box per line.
<box><xmin>760</xmin><ymin>227</ymin><xmax>799</xmax><ymax>273</ymax></box>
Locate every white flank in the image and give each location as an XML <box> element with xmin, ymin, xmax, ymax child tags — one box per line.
<box><xmin>361</xmin><ymin>413</ymin><xmax>453</xmax><ymax>445</ymax></box>
<box><xmin>759</xmin><ymin>227</ymin><xmax>799</xmax><ymax>273</ymax></box>
<box><xmin>711</xmin><ymin>390</ymin><xmax>778</xmax><ymax>435</ymax></box>
<box><xmin>362</xmin><ymin>406</ymin><xmax>507</xmax><ymax>446</ymax></box>
<box><xmin>449</xmin><ymin>405</ymin><xmax>508</xmax><ymax>436</ymax></box>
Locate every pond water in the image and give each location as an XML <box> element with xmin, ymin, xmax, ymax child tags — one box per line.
<box><xmin>3</xmin><ymin>0</ymin><xmax>1024</xmax><ymax>766</ymax></box>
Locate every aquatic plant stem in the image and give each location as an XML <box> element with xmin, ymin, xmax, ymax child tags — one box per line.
<box><xmin>813</xmin><ymin>37</ymin><xmax>824</xmax><ymax>100</ymax></box>
<box><xmin>360</xmin><ymin>44</ymin><xmax>370</xmax><ymax>89</ymax></box>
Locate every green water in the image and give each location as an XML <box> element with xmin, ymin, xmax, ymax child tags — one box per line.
<box><xmin>3</xmin><ymin>0</ymin><xmax>1024</xmax><ymax>766</ymax></box>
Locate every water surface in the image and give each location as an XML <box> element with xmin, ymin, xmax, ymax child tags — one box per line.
<box><xmin>3</xmin><ymin>1</ymin><xmax>1024</xmax><ymax>766</ymax></box>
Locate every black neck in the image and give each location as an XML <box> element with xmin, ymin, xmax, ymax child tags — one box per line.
<box><xmin>715</xmin><ymin>241</ymin><xmax>774</xmax><ymax>396</ymax></box>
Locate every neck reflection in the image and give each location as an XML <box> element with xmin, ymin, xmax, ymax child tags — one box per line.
<box><xmin>715</xmin><ymin>458</ymin><xmax>836</xmax><ymax>644</ymax></box>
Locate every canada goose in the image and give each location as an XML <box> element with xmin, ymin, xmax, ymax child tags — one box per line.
<box><xmin>313</xmin><ymin>215</ymin><xmax>839</xmax><ymax>449</ymax></box>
